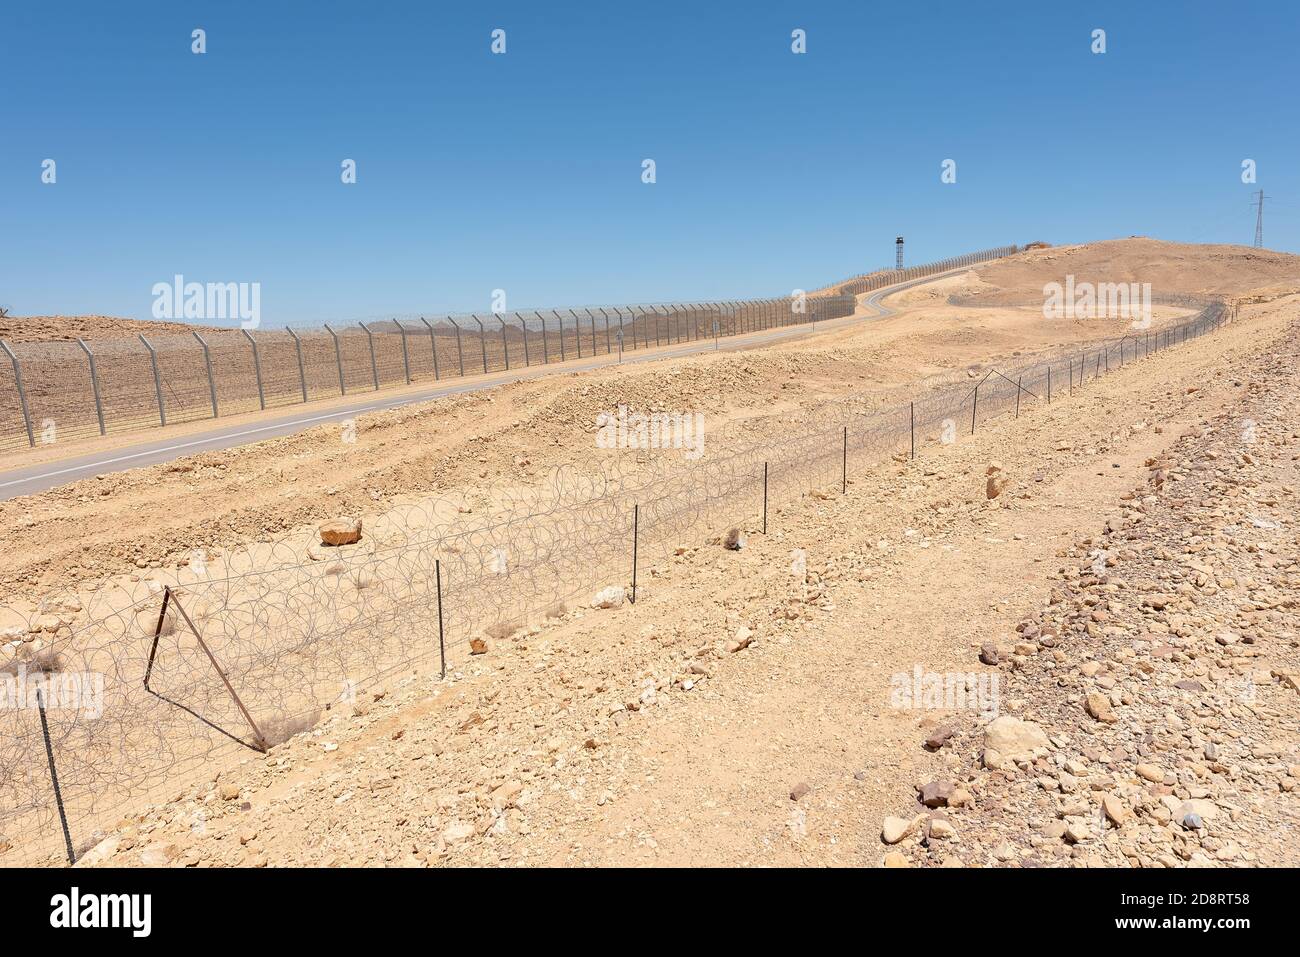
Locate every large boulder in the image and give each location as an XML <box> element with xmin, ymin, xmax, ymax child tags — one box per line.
<box><xmin>319</xmin><ymin>518</ymin><xmax>362</xmax><ymax>547</ymax></box>
<box><xmin>983</xmin><ymin>715</ymin><xmax>1050</xmax><ymax>767</ymax></box>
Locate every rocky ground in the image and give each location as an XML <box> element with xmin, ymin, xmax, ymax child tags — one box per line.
<box><xmin>66</xmin><ymin>277</ymin><xmax>1300</xmax><ymax>869</ymax></box>
<box><xmin>883</xmin><ymin>334</ymin><xmax>1300</xmax><ymax>867</ymax></box>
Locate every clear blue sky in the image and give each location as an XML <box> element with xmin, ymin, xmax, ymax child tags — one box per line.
<box><xmin>2</xmin><ymin>0</ymin><xmax>1296</xmax><ymax>324</ymax></box>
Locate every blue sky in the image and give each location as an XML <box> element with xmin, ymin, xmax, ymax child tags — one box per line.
<box><xmin>1</xmin><ymin>1</ymin><xmax>1296</xmax><ymax>324</ymax></box>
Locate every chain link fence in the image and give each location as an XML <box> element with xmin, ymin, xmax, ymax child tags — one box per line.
<box><xmin>1</xmin><ymin>246</ymin><xmax>1019</xmax><ymax>452</ymax></box>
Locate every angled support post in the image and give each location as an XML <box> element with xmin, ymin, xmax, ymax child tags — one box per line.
<box><xmin>242</xmin><ymin>329</ymin><xmax>266</xmax><ymax>410</ymax></box>
<box><xmin>138</xmin><ymin>334</ymin><xmax>167</xmax><ymax>426</ymax></box>
<box><xmin>76</xmin><ymin>338</ymin><xmax>107</xmax><ymax>435</ymax></box>
<box><xmin>0</xmin><ymin>341</ymin><xmax>34</xmax><ymax>447</ymax></box>
<box><xmin>324</xmin><ymin>324</ymin><xmax>346</xmax><ymax>395</ymax></box>
<box><xmin>145</xmin><ymin>585</ymin><xmax>269</xmax><ymax>752</ymax></box>
<box><xmin>419</xmin><ymin>317</ymin><xmax>440</xmax><ymax>380</ymax></box>
<box><xmin>470</xmin><ymin>314</ymin><xmax>488</xmax><ymax>374</ymax></box>
<box><xmin>396</xmin><ymin>320</ymin><xmax>411</xmax><ymax>383</ymax></box>
<box><xmin>552</xmin><ymin>311</ymin><xmax>566</xmax><ymax>361</ymax></box>
<box><xmin>496</xmin><ymin>316</ymin><xmax>510</xmax><ymax>369</ymax></box>
<box><xmin>359</xmin><ymin>322</ymin><xmax>380</xmax><ymax>390</ymax></box>
<box><xmin>192</xmin><ymin>332</ymin><xmax>219</xmax><ymax>417</ymax></box>
<box><xmin>568</xmin><ymin>310</ymin><xmax>583</xmax><ymax>359</ymax></box>
<box><xmin>534</xmin><ymin>311</ymin><xmax>549</xmax><ymax>364</ymax></box>
<box><xmin>447</xmin><ymin>318</ymin><xmax>466</xmax><ymax>377</ymax></box>
<box><xmin>518</xmin><ymin>316</ymin><xmax>530</xmax><ymax>366</ymax></box>
<box><xmin>286</xmin><ymin>328</ymin><xmax>308</xmax><ymax>402</ymax></box>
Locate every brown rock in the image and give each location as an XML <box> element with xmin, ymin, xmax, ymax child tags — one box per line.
<box><xmin>319</xmin><ymin>518</ymin><xmax>362</xmax><ymax>546</ymax></box>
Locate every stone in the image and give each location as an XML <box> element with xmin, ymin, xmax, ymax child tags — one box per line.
<box><xmin>928</xmin><ymin>819</ymin><xmax>956</xmax><ymax>840</ymax></box>
<box><xmin>591</xmin><ymin>586</ymin><xmax>625</xmax><ymax>609</ymax></box>
<box><xmin>979</xmin><ymin>643</ymin><xmax>1000</xmax><ymax>665</ymax></box>
<box><xmin>984</xmin><ymin>715</ymin><xmax>1050</xmax><ymax>763</ymax></box>
<box><xmin>723</xmin><ymin>528</ymin><xmax>746</xmax><ymax>550</ymax></box>
<box><xmin>318</xmin><ymin>518</ymin><xmax>362</xmax><ymax>546</ymax></box>
<box><xmin>924</xmin><ymin>725</ymin><xmax>956</xmax><ymax>751</ymax></box>
<box><xmin>919</xmin><ymin>781</ymin><xmax>954</xmax><ymax>808</ymax></box>
<box><xmin>882</xmin><ymin>851</ymin><xmax>909</xmax><ymax>868</ymax></box>
<box><xmin>725</xmin><ymin>625</ymin><xmax>754</xmax><ymax>654</ymax></box>
<box><xmin>469</xmin><ymin>638</ymin><xmax>488</xmax><ymax>655</ymax></box>
<box><xmin>1085</xmin><ymin>693</ymin><xmax>1117</xmax><ymax>723</ymax></box>
<box><xmin>986</xmin><ymin>475</ymin><xmax>1008</xmax><ymax>499</ymax></box>
<box><xmin>1135</xmin><ymin>763</ymin><xmax>1165</xmax><ymax>784</ymax></box>
<box><xmin>1103</xmin><ymin>794</ymin><xmax>1129</xmax><ymax>827</ymax></box>
<box><xmin>218</xmin><ymin>782</ymin><xmax>240</xmax><ymax>801</ymax></box>
<box><xmin>882</xmin><ymin>815</ymin><xmax>924</xmax><ymax>845</ymax></box>
<box><xmin>789</xmin><ymin>782</ymin><xmax>811</xmax><ymax>802</ymax></box>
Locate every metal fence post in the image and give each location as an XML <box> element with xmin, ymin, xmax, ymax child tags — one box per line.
<box><xmin>587</xmin><ymin>309</ymin><xmax>598</xmax><ymax>355</ymax></box>
<box><xmin>324</xmin><ymin>323</ymin><xmax>346</xmax><ymax>395</ymax></box>
<box><xmin>630</xmin><ymin>504</ymin><xmax>639</xmax><ymax>604</ymax></box>
<box><xmin>192</xmin><ymin>332</ymin><xmax>219</xmax><ymax>417</ymax></box>
<box><xmin>552</xmin><ymin>311</ymin><xmax>566</xmax><ymax>361</ymax></box>
<box><xmin>448</xmin><ymin>318</ymin><xmax>465</xmax><ymax>376</ymax></box>
<box><xmin>600</xmin><ymin>308</ymin><xmax>612</xmax><ymax>354</ymax></box>
<box><xmin>534</xmin><ymin>311</ymin><xmax>549</xmax><ymax>364</ymax></box>
<box><xmin>243</xmin><ymin>329</ymin><xmax>266</xmax><ymax>410</ymax></box>
<box><xmin>470</xmin><ymin>315</ymin><xmax>488</xmax><ymax>374</ymax></box>
<box><xmin>496</xmin><ymin>316</ymin><xmax>510</xmax><ymax>369</ymax></box>
<box><xmin>76</xmin><ymin>338</ymin><xmax>106</xmax><ymax>435</ymax></box>
<box><xmin>0</xmin><ymin>340</ymin><xmax>33</xmax><ymax>444</ymax></box>
<box><xmin>360</xmin><ymin>322</ymin><xmax>380</xmax><ymax>390</ymax></box>
<box><xmin>419</xmin><ymin>317</ymin><xmax>440</xmax><ymax>380</ymax></box>
<box><xmin>518</xmin><ymin>317</ymin><xmax>530</xmax><ymax>366</ymax></box>
<box><xmin>396</xmin><ymin>320</ymin><xmax>411</xmax><ymax>383</ymax></box>
<box><xmin>842</xmin><ymin>426</ymin><xmax>848</xmax><ymax>493</ymax></box>
<box><xmin>139</xmin><ymin>334</ymin><xmax>167</xmax><ymax>426</ymax></box>
<box><xmin>36</xmin><ymin>689</ymin><xmax>77</xmax><ymax>866</ymax></box>
<box><xmin>0</xmin><ymin>340</ymin><xmax>34</xmax><ymax>447</ymax></box>
<box><xmin>287</xmin><ymin>328</ymin><xmax>308</xmax><ymax>402</ymax></box>
<box><xmin>910</xmin><ymin>401</ymin><xmax>915</xmax><ymax>459</ymax></box>
<box><xmin>568</xmin><ymin>310</ymin><xmax>583</xmax><ymax>359</ymax></box>
<box><xmin>435</xmin><ymin>558</ymin><xmax>446</xmax><ymax>679</ymax></box>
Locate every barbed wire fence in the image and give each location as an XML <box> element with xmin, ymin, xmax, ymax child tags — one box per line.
<box><xmin>0</xmin><ymin>285</ymin><xmax>1232</xmax><ymax>866</ymax></box>
<box><xmin>0</xmin><ymin>246</ymin><xmax>1018</xmax><ymax>452</ymax></box>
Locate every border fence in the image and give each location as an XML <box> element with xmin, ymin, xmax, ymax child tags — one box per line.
<box><xmin>0</xmin><ymin>246</ymin><xmax>1019</xmax><ymax>452</ymax></box>
<box><xmin>0</xmin><ymin>280</ymin><xmax>1231</xmax><ymax>866</ymax></box>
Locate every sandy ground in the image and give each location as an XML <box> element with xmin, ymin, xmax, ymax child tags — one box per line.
<box><xmin>4</xmin><ymin>240</ymin><xmax>1277</xmax><ymax>606</ymax></box>
<box><xmin>68</xmin><ymin>283</ymin><xmax>1300</xmax><ymax>869</ymax></box>
<box><xmin>5</xmin><ymin>238</ymin><xmax>1300</xmax><ymax>868</ymax></box>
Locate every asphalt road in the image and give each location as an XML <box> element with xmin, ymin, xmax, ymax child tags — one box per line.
<box><xmin>0</xmin><ymin>269</ymin><xmax>952</xmax><ymax>500</ymax></box>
